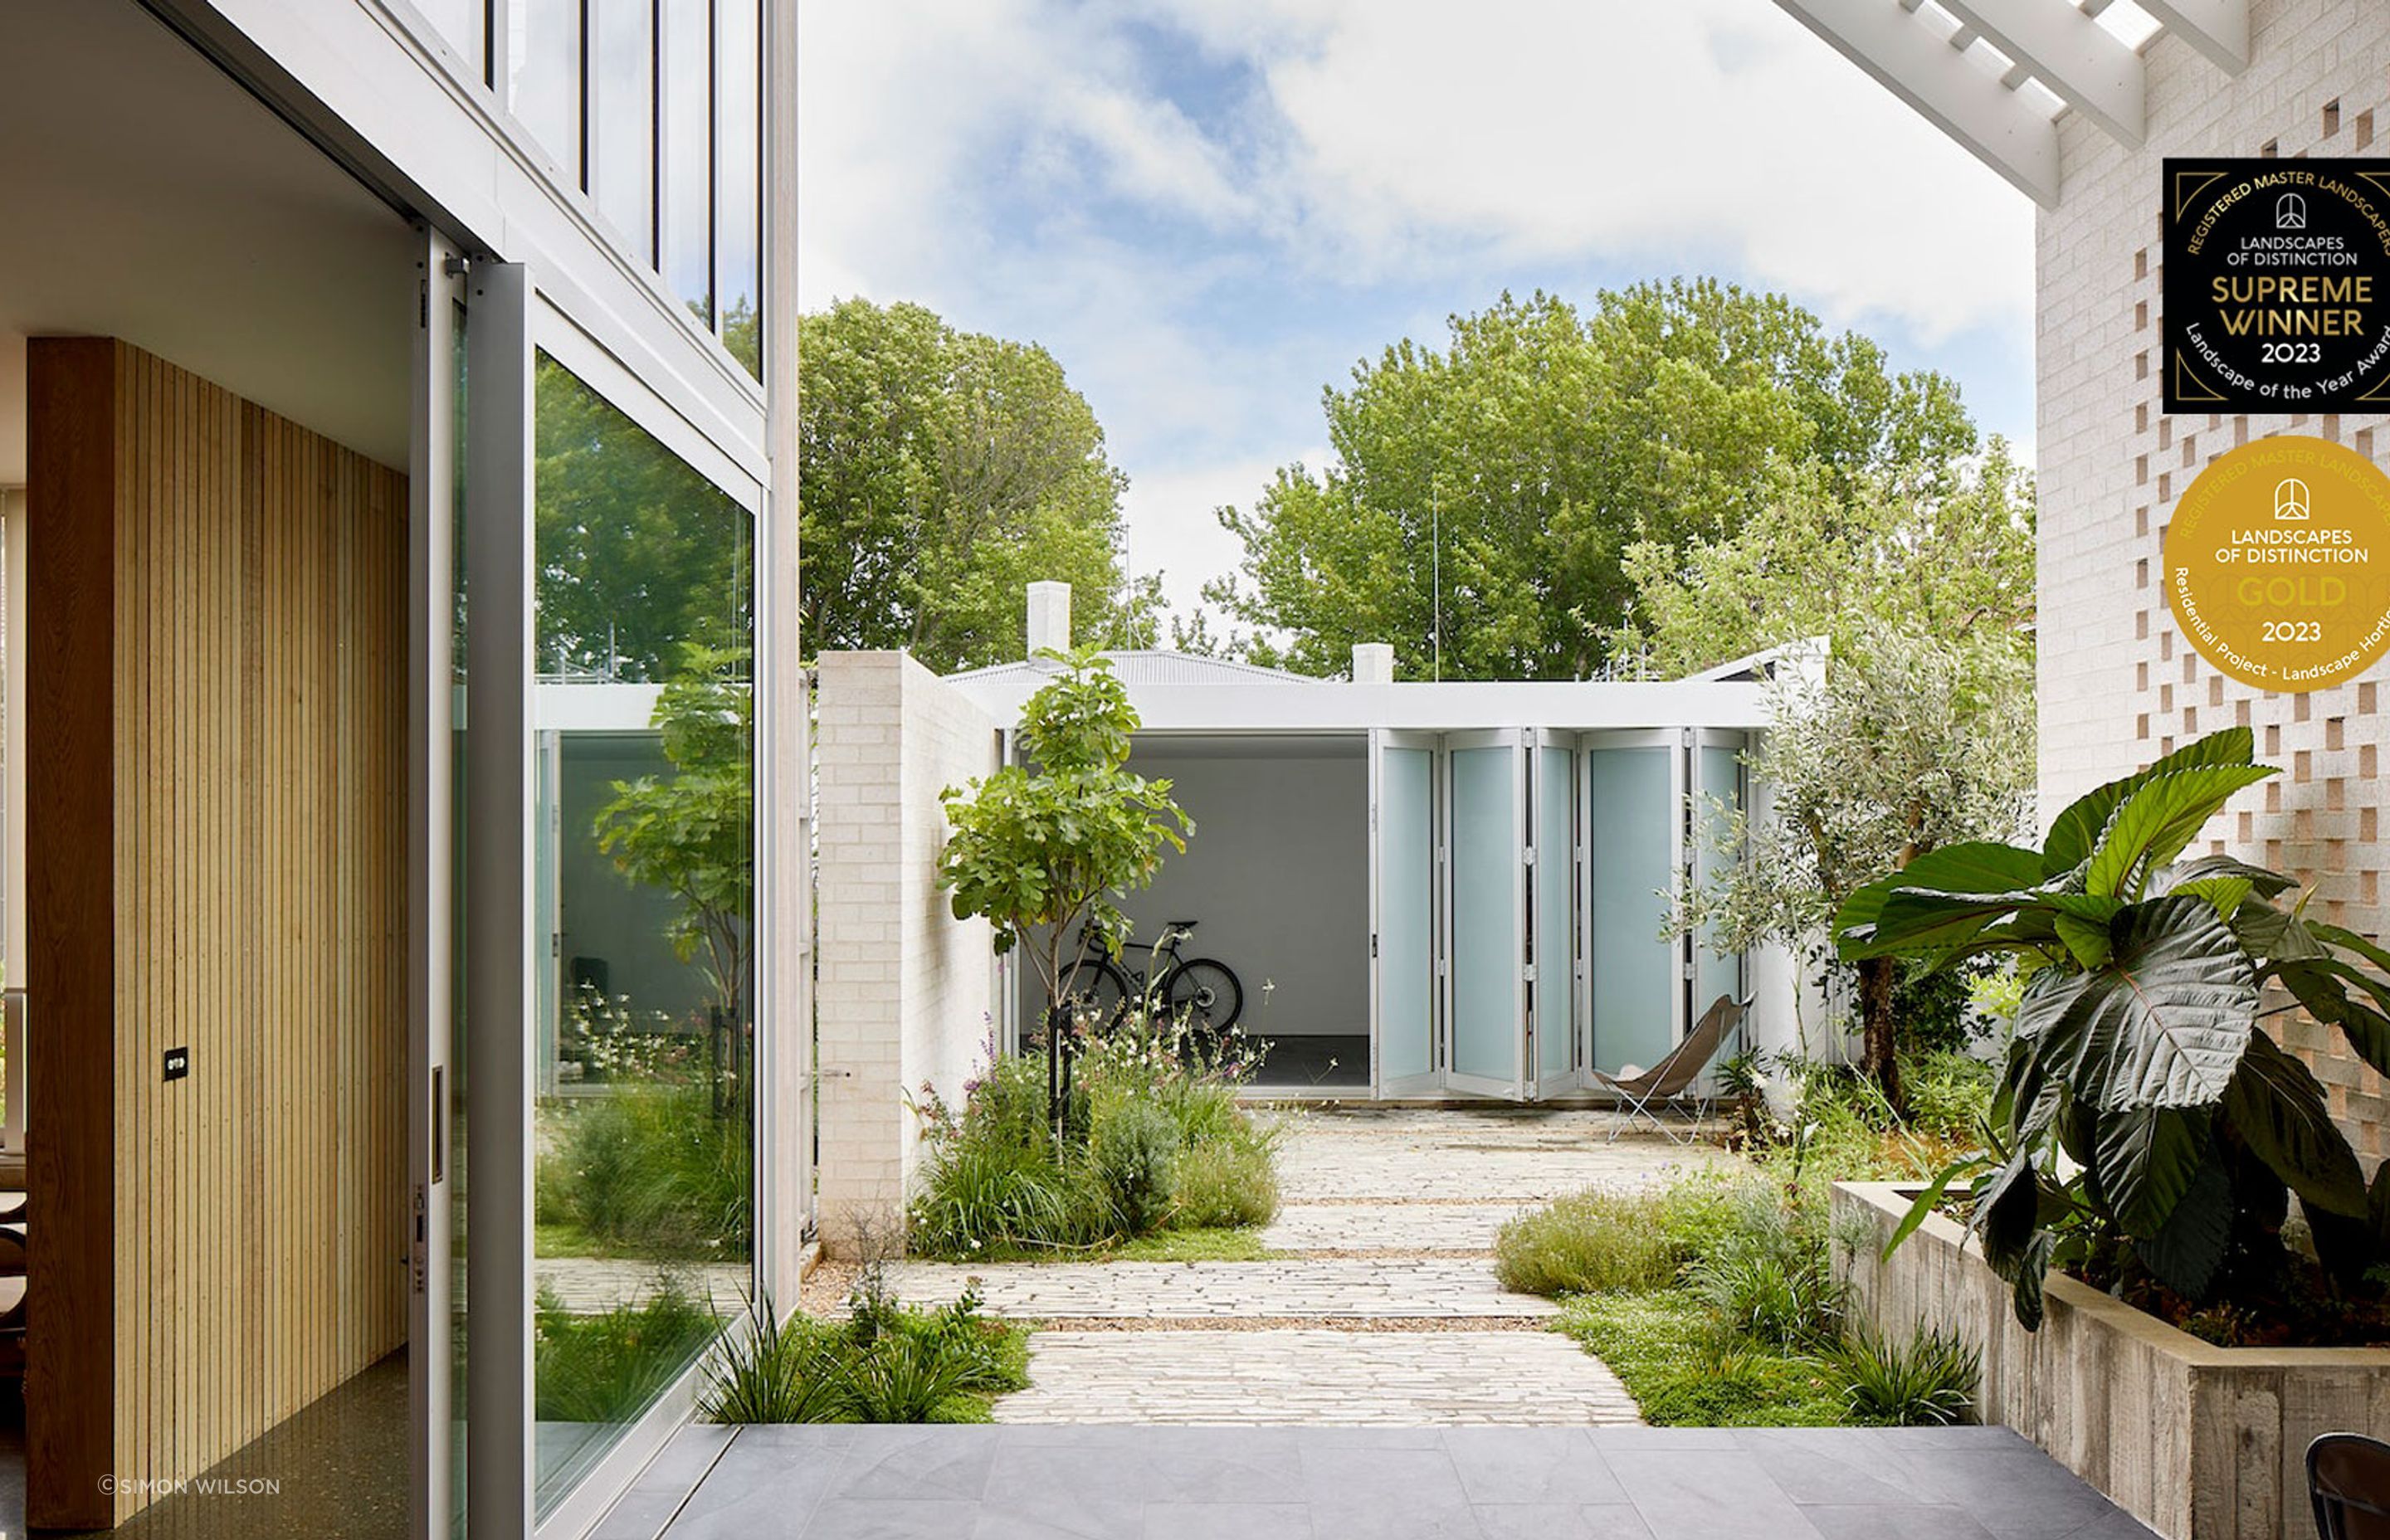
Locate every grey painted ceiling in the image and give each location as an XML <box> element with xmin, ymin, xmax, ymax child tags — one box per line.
<box><xmin>0</xmin><ymin>0</ymin><xmax>416</xmax><ymax>485</ymax></box>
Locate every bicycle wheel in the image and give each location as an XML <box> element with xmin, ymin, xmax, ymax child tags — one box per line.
<box><xmin>1056</xmin><ymin>957</ymin><xmax>1133</xmax><ymax>1032</ymax></box>
<box><xmin>1163</xmin><ymin>958</ymin><xmax>1243</xmax><ymax>1036</ymax></box>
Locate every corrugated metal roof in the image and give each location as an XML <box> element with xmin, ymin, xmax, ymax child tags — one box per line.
<box><xmin>945</xmin><ymin>650</ymin><xmax>1324</xmax><ymax>687</ymax></box>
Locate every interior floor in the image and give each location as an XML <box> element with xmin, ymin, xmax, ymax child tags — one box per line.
<box><xmin>1249</xmin><ymin>1033</ymin><xmax>1369</xmax><ymax>1089</ymax></box>
<box><xmin>21</xmin><ymin>1349</ymin><xmax>412</xmax><ymax>1539</ymax></box>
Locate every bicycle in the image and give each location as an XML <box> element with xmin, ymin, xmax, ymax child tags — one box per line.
<box><xmin>1059</xmin><ymin>919</ymin><xmax>1245</xmax><ymax>1040</ymax></box>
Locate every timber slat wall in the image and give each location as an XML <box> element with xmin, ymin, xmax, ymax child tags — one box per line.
<box><xmin>27</xmin><ymin>339</ymin><xmax>407</xmax><ymax>1528</ymax></box>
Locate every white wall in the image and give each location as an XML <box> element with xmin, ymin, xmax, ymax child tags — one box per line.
<box><xmin>814</xmin><ymin>652</ymin><xmax>999</xmax><ymax>1249</ymax></box>
<box><xmin>2037</xmin><ymin>0</ymin><xmax>2390</xmax><ymax>1162</ymax></box>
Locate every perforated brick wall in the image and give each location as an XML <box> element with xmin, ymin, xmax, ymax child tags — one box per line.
<box><xmin>2038</xmin><ymin>0</ymin><xmax>2390</xmax><ymax>1163</ymax></box>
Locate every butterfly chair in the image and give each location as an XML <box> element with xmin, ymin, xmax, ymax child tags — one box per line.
<box><xmin>2311</xmin><ymin>1433</ymin><xmax>2390</xmax><ymax>1538</ymax></box>
<box><xmin>1591</xmin><ymin>994</ymin><xmax>1747</xmax><ymax>1145</ymax></box>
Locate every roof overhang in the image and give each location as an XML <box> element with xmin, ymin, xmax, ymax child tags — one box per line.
<box><xmin>1772</xmin><ymin>0</ymin><xmax>2248</xmax><ymax>210</ymax></box>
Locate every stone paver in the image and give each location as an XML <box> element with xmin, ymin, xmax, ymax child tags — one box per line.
<box><xmin>1259</xmin><ymin>1201</ymin><xmax>1527</xmax><ymax>1253</ymax></box>
<box><xmin>885</xmin><ymin>1257</ymin><xmax>1558</xmax><ymax>1319</ymax></box>
<box><xmin>993</xmin><ymin>1329</ymin><xmax>1641</xmax><ymax>1424</ymax></box>
<box><xmin>534</xmin><ymin>1257</ymin><xmax>750</xmax><ymax>1314</ymax></box>
<box><xmin>1272</xmin><ymin>1109</ymin><xmax>1731</xmax><ymax>1202</ymax></box>
<box><xmin>887</xmin><ymin>1108</ymin><xmax>1728</xmax><ymax>1424</ymax></box>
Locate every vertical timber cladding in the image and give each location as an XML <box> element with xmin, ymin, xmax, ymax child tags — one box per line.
<box><xmin>25</xmin><ymin>339</ymin><xmax>407</xmax><ymax>1527</ymax></box>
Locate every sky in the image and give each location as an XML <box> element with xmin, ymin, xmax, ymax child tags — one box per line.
<box><xmin>797</xmin><ymin>0</ymin><xmax>2041</xmax><ymax>622</ymax></box>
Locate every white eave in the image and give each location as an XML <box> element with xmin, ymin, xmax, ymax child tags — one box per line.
<box><xmin>1771</xmin><ymin>0</ymin><xmax>2246</xmax><ymax>209</ymax></box>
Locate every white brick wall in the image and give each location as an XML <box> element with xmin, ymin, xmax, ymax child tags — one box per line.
<box><xmin>2041</xmin><ymin>0</ymin><xmax>2390</xmax><ymax>1160</ymax></box>
<box><xmin>813</xmin><ymin>652</ymin><xmax>1000</xmax><ymax>1249</ymax></box>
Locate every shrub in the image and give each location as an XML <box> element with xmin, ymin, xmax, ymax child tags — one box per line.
<box><xmin>1558</xmin><ymin>1290</ymin><xmax>1849</xmax><ymax>1428</ymax></box>
<box><xmin>1174</xmin><ymin>1138</ymin><xmax>1279</xmax><ymax>1229</ymax></box>
<box><xmin>1495</xmin><ymin>1175</ymin><xmax>1741</xmax><ymax>1298</ymax></box>
<box><xmin>1832</xmin><ymin>1321</ymin><xmax>1979</xmax><ymax>1426</ymax></box>
<box><xmin>698</xmin><ymin>1278</ymin><xmax>1030</xmax><ymax>1425</ymax></box>
<box><xmin>542</xmin><ymin>1085</ymin><xmax>752</xmax><ymax>1258</ymax></box>
<box><xmin>535</xmin><ymin>1283</ymin><xmax>719</xmax><ymax>1425</ymax></box>
<box><xmin>1682</xmin><ymin>1186</ymin><xmax>1843</xmax><ymax>1350</ymax></box>
<box><xmin>1091</xmin><ymin>1098</ymin><xmax>1178</xmax><ymax>1235</ymax></box>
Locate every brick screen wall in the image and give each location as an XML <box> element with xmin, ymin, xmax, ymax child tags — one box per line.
<box><xmin>814</xmin><ymin>651</ymin><xmax>1001</xmax><ymax>1248</ymax></box>
<box><xmin>2038</xmin><ymin>0</ymin><xmax>2390</xmax><ymax>1163</ymax></box>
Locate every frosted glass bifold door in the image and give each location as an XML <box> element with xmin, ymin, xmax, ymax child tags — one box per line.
<box><xmin>1692</xmin><ymin>734</ymin><xmax>1746</xmax><ymax>1022</ymax></box>
<box><xmin>1446</xmin><ymin>731</ymin><xmax>1525</xmax><ymax>1098</ymax></box>
<box><xmin>1585</xmin><ymin>733</ymin><xmax>1680</xmax><ymax>1077</ymax></box>
<box><xmin>1370</xmin><ymin>730</ymin><xmax>1440</xmax><ymax>1096</ymax></box>
<box><xmin>1529</xmin><ymin>732</ymin><xmax>1582</xmax><ymax>1096</ymax></box>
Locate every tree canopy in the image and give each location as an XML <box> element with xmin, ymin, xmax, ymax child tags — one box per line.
<box><xmin>1202</xmin><ymin>280</ymin><xmax>1984</xmax><ymax>680</ymax></box>
<box><xmin>799</xmin><ymin>298</ymin><xmax>1142</xmax><ymax>672</ymax></box>
<box><xmin>1611</xmin><ymin>443</ymin><xmax>2035</xmax><ymax>678</ymax></box>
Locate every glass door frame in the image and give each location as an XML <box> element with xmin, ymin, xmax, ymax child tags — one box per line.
<box><xmin>407</xmin><ymin>227</ymin><xmax>467</xmax><ymax>1540</ymax></box>
<box><xmin>1524</xmin><ymin>729</ymin><xmax>1583</xmax><ymax>1099</ymax></box>
<box><xmin>1688</xmin><ymin>727</ymin><xmax>1752</xmax><ymax>1050</ymax></box>
<box><xmin>1441</xmin><ymin>729</ymin><xmax>1527</xmax><ymax>1100</ymax></box>
<box><xmin>1368</xmin><ymin>729</ymin><xmax>1441</xmax><ymax>1098</ymax></box>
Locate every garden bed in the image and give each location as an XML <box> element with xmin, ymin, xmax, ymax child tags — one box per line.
<box><xmin>1833</xmin><ymin>1180</ymin><xmax>2390</xmax><ymax>1540</ymax></box>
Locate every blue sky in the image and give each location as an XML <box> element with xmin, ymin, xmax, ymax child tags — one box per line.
<box><xmin>798</xmin><ymin>0</ymin><xmax>2039</xmax><ymax>621</ymax></box>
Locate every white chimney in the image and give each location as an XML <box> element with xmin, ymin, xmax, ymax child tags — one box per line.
<box><xmin>1352</xmin><ymin>642</ymin><xmax>1396</xmax><ymax>684</ymax></box>
<box><xmin>1027</xmin><ymin>581</ymin><xmax>1072</xmax><ymax>658</ymax></box>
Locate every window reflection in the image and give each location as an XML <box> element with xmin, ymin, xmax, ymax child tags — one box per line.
<box><xmin>592</xmin><ymin>0</ymin><xmax>658</xmax><ymax>264</ymax></box>
<box><xmin>412</xmin><ymin>0</ymin><xmax>488</xmax><ymax>82</ymax></box>
<box><xmin>718</xmin><ymin>0</ymin><xmax>763</xmax><ymax>378</ymax></box>
<box><xmin>529</xmin><ymin>355</ymin><xmax>754</xmax><ymax>1518</ymax></box>
<box><xmin>511</xmin><ymin>0</ymin><xmax>584</xmax><ymax>183</ymax></box>
<box><xmin>661</xmin><ymin>0</ymin><xmax>715</xmax><ymax>329</ymax></box>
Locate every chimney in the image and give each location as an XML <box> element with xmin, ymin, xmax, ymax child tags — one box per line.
<box><xmin>1352</xmin><ymin>642</ymin><xmax>1395</xmax><ymax>684</ymax></box>
<box><xmin>1026</xmin><ymin>581</ymin><xmax>1072</xmax><ymax>658</ymax></box>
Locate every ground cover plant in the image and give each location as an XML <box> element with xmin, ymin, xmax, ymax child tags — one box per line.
<box><xmin>700</xmin><ymin>1269</ymin><xmax>1030</xmax><ymax>1425</ymax></box>
<box><xmin>534</xmin><ymin>1283</ymin><xmax>719</xmax><ymax>1425</ymax></box>
<box><xmin>1504</xmin><ymin>1172</ymin><xmax>1978</xmax><ymax>1426</ymax></box>
<box><xmin>1838</xmin><ymin>726</ymin><xmax>2390</xmax><ymax>1343</ymax></box>
<box><xmin>907</xmin><ymin>1013</ymin><xmax>1280</xmax><ymax>1260</ymax></box>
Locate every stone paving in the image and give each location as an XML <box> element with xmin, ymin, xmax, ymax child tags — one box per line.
<box><xmin>995</xmin><ymin>1330</ymin><xmax>1644</xmax><ymax>1423</ymax></box>
<box><xmin>876</xmin><ymin>1106</ymin><xmax>1726</xmax><ymax>1425</ymax></box>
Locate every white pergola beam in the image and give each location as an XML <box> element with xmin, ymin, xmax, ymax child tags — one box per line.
<box><xmin>1942</xmin><ymin>0</ymin><xmax>2147</xmax><ymax>146</ymax></box>
<box><xmin>1773</xmin><ymin>0</ymin><xmax>2061</xmax><ymax>207</ymax></box>
<box><xmin>2139</xmin><ymin>0</ymin><xmax>2249</xmax><ymax>74</ymax></box>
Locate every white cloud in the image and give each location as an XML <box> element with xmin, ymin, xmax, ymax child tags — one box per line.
<box><xmin>798</xmin><ymin>0</ymin><xmax>2038</xmax><ymax>612</ymax></box>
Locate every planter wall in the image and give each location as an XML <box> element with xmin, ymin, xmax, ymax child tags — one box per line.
<box><xmin>1832</xmin><ymin>1181</ymin><xmax>2390</xmax><ymax>1540</ymax></box>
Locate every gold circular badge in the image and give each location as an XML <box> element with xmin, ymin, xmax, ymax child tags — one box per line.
<box><xmin>2168</xmin><ymin>436</ymin><xmax>2390</xmax><ymax>692</ymax></box>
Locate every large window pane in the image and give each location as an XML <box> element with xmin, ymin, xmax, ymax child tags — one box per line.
<box><xmin>1449</xmin><ymin>745</ymin><xmax>1519</xmax><ymax>1084</ymax></box>
<box><xmin>529</xmin><ymin>355</ymin><xmax>753</xmax><ymax>1518</ymax></box>
<box><xmin>412</xmin><ymin>0</ymin><xmax>488</xmax><ymax>82</ymax></box>
<box><xmin>592</xmin><ymin>0</ymin><xmax>658</xmax><ymax>265</ymax></box>
<box><xmin>661</xmin><ymin>0</ymin><xmax>715</xmax><ymax>327</ymax></box>
<box><xmin>718</xmin><ymin>0</ymin><xmax>762</xmax><ymax>378</ymax></box>
<box><xmin>510</xmin><ymin>0</ymin><xmax>584</xmax><ymax>184</ymax></box>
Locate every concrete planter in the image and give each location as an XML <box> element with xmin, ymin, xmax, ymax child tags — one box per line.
<box><xmin>1832</xmin><ymin>1180</ymin><xmax>2390</xmax><ymax>1540</ymax></box>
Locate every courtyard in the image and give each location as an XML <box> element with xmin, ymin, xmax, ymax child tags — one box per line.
<box><xmin>600</xmin><ymin>1109</ymin><xmax>2161</xmax><ymax>1538</ymax></box>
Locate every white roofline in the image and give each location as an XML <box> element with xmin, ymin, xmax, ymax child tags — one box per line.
<box><xmin>948</xmin><ymin>676</ymin><xmax>1773</xmax><ymax>733</ymax></box>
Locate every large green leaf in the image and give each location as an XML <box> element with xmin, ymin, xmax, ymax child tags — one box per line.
<box><xmin>2088</xmin><ymin>1104</ymin><xmax>2212</xmax><ymax>1235</ymax></box>
<box><xmin>1832</xmin><ymin>841</ymin><xmax>2048</xmax><ymax>958</ymax></box>
<box><xmin>1855</xmin><ymin>888</ymin><xmax>2054</xmax><ymax>959</ymax></box>
<box><xmin>2132</xmin><ymin>1139</ymin><xmax>2233</xmax><ymax>1299</ymax></box>
<box><xmin>2314</xmin><ymin>920</ymin><xmax>2390</xmax><ymax>976</ymax></box>
<box><xmin>2277</xmin><ymin>959</ymin><xmax>2390</xmax><ymax>1082</ymax></box>
<box><xmin>2018</xmin><ymin>897</ymin><xmax>2257</xmax><ymax>1110</ymax></box>
<box><xmin>2082</xmin><ymin>765</ymin><xmax>2278</xmax><ymax>900</ymax></box>
<box><xmin>2043</xmin><ymin>728</ymin><xmax>2256</xmax><ymax>878</ymax></box>
<box><xmin>2221</xmin><ymin>1031</ymin><xmax>2367</xmax><ymax>1218</ymax></box>
<box><xmin>2155</xmin><ymin>854</ymin><xmax>2300</xmax><ymax>903</ymax></box>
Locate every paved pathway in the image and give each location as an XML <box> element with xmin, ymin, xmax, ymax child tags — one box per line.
<box><xmin>880</xmin><ymin>1106</ymin><xmax>1729</xmax><ymax>1425</ymax></box>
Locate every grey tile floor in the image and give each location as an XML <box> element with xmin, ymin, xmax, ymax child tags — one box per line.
<box><xmin>598</xmin><ymin>1421</ymin><xmax>2163</xmax><ymax>1540</ymax></box>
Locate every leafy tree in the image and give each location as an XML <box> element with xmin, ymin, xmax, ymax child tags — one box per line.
<box><xmin>1203</xmin><ymin>281</ymin><xmax>1981</xmax><ymax>680</ymax></box>
<box><xmin>1611</xmin><ymin>446</ymin><xmax>2035</xmax><ymax>678</ymax></box>
<box><xmin>799</xmin><ymin>298</ymin><xmax>1141</xmax><ymax>671</ymax></box>
<box><xmin>593</xmin><ymin>644</ymin><xmax>754</xmax><ymax>1026</ymax></box>
<box><xmin>535</xmin><ymin>357</ymin><xmax>752</xmax><ymax>680</ymax></box>
<box><xmin>936</xmin><ymin>652</ymin><xmax>1190</xmax><ymax>1137</ymax></box>
<box><xmin>1841</xmin><ymin>728</ymin><xmax>2390</xmax><ymax>1333</ymax></box>
<box><xmin>1684</xmin><ymin>621</ymin><xmax>2034</xmax><ymax>1103</ymax></box>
